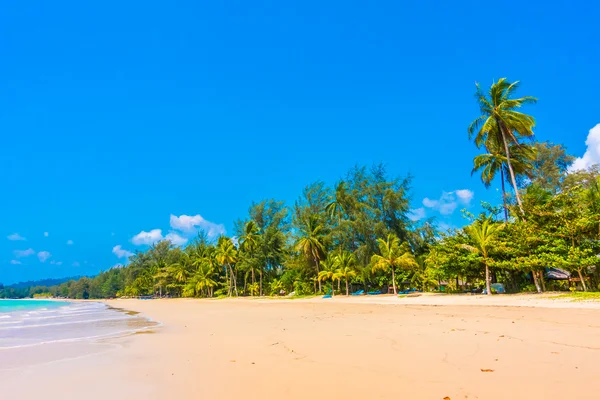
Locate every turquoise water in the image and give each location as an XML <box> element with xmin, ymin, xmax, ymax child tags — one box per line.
<box><xmin>0</xmin><ymin>299</ymin><xmax>69</xmax><ymax>313</ymax></box>
<box><xmin>0</xmin><ymin>300</ymin><xmax>158</xmax><ymax>351</ymax></box>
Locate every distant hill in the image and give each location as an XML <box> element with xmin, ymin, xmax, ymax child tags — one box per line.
<box><xmin>6</xmin><ymin>276</ymin><xmax>84</xmax><ymax>289</ymax></box>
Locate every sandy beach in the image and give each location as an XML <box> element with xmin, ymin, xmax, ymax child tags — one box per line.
<box><xmin>2</xmin><ymin>294</ymin><xmax>600</xmax><ymax>400</ymax></box>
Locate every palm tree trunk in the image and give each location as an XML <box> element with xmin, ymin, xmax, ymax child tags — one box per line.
<box><xmin>577</xmin><ymin>269</ymin><xmax>588</xmax><ymax>291</ymax></box>
<box><xmin>259</xmin><ymin>269</ymin><xmax>263</xmax><ymax>296</ymax></box>
<box><xmin>485</xmin><ymin>260</ymin><xmax>492</xmax><ymax>296</ymax></box>
<box><xmin>500</xmin><ymin>169</ymin><xmax>509</xmax><ymax>223</ymax></box>
<box><xmin>539</xmin><ymin>271</ymin><xmax>546</xmax><ymax>292</ymax></box>
<box><xmin>532</xmin><ymin>270</ymin><xmax>542</xmax><ymax>293</ymax></box>
<box><xmin>499</xmin><ymin>124</ymin><xmax>525</xmax><ymax>215</ymax></box>
<box><xmin>314</xmin><ymin>257</ymin><xmax>322</xmax><ymax>293</ymax></box>
<box><xmin>345</xmin><ymin>277</ymin><xmax>349</xmax><ymax>296</ymax></box>
<box><xmin>391</xmin><ymin>266</ymin><xmax>397</xmax><ymax>295</ymax></box>
<box><xmin>225</xmin><ymin>266</ymin><xmax>230</xmax><ymax>296</ymax></box>
<box><xmin>229</xmin><ymin>264</ymin><xmax>238</xmax><ymax>297</ymax></box>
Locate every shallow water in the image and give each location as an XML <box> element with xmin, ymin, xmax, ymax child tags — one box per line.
<box><xmin>0</xmin><ymin>300</ymin><xmax>157</xmax><ymax>352</ymax></box>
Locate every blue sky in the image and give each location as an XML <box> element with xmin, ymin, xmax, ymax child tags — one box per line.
<box><xmin>1</xmin><ymin>0</ymin><xmax>599</xmax><ymax>284</ymax></box>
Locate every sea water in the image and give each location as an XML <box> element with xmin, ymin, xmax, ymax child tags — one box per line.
<box><xmin>0</xmin><ymin>300</ymin><xmax>157</xmax><ymax>352</ymax></box>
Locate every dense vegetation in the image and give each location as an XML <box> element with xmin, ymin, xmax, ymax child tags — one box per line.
<box><xmin>2</xmin><ymin>78</ymin><xmax>599</xmax><ymax>299</ymax></box>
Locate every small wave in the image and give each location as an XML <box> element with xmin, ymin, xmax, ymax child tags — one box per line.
<box><xmin>0</xmin><ymin>324</ymin><xmax>158</xmax><ymax>351</ymax></box>
<box><xmin>0</xmin><ymin>316</ymin><xmax>131</xmax><ymax>330</ymax></box>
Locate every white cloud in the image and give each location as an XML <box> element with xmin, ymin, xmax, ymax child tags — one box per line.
<box><xmin>422</xmin><ymin>198</ymin><xmax>438</xmax><ymax>208</ymax></box>
<box><xmin>72</xmin><ymin>261</ymin><xmax>80</xmax><ymax>267</ymax></box>
<box><xmin>10</xmin><ymin>260</ymin><xmax>22</xmax><ymax>265</ymax></box>
<box><xmin>170</xmin><ymin>214</ymin><xmax>226</xmax><ymax>238</ymax></box>
<box><xmin>455</xmin><ymin>189</ymin><xmax>474</xmax><ymax>205</ymax></box>
<box><xmin>43</xmin><ymin>232</ymin><xmax>49</xmax><ymax>237</ymax></box>
<box><xmin>66</xmin><ymin>240</ymin><xmax>74</xmax><ymax>245</ymax></box>
<box><xmin>113</xmin><ymin>245</ymin><xmax>134</xmax><ymax>259</ymax></box>
<box><xmin>408</xmin><ymin>207</ymin><xmax>426</xmax><ymax>221</ymax></box>
<box><xmin>7</xmin><ymin>233</ymin><xmax>26</xmax><ymax>241</ymax></box>
<box><xmin>49</xmin><ymin>260</ymin><xmax>63</xmax><ymax>265</ymax></box>
<box><xmin>131</xmin><ymin>229</ymin><xmax>164</xmax><ymax>245</ymax></box>
<box><xmin>165</xmin><ymin>232</ymin><xmax>188</xmax><ymax>246</ymax></box>
<box><xmin>170</xmin><ymin>214</ymin><xmax>203</xmax><ymax>231</ymax></box>
<box><xmin>14</xmin><ymin>248</ymin><xmax>35</xmax><ymax>258</ymax></box>
<box><xmin>422</xmin><ymin>190</ymin><xmax>474</xmax><ymax>216</ymax></box>
<box><xmin>111</xmin><ymin>263</ymin><xmax>124</xmax><ymax>269</ymax></box>
<box><xmin>570</xmin><ymin>124</ymin><xmax>600</xmax><ymax>172</ymax></box>
<box><xmin>37</xmin><ymin>251</ymin><xmax>51</xmax><ymax>263</ymax></box>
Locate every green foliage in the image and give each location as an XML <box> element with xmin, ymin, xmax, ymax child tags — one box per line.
<box><xmin>6</xmin><ymin>79</ymin><xmax>599</xmax><ymax>300</ymax></box>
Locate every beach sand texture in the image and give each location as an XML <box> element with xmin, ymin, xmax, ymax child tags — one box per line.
<box><xmin>2</xmin><ymin>295</ymin><xmax>599</xmax><ymax>399</ymax></box>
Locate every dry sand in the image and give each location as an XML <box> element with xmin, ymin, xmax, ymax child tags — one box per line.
<box><xmin>2</xmin><ymin>294</ymin><xmax>600</xmax><ymax>399</ymax></box>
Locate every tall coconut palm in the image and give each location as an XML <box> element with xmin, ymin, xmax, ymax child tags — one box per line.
<box><xmin>334</xmin><ymin>250</ymin><xmax>357</xmax><ymax>295</ymax></box>
<box><xmin>371</xmin><ymin>234</ymin><xmax>417</xmax><ymax>294</ymax></box>
<box><xmin>469</xmin><ymin>78</ymin><xmax>537</xmax><ymax>215</ymax></box>
<box><xmin>239</xmin><ymin>220</ymin><xmax>261</xmax><ymax>290</ymax></box>
<box><xmin>325</xmin><ymin>182</ymin><xmax>347</xmax><ymax>250</ymax></box>
<box><xmin>472</xmin><ymin>138</ymin><xmax>536</xmax><ymax>221</ymax></box>
<box><xmin>295</xmin><ymin>215</ymin><xmax>326</xmax><ymax>293</ymax></box>
<box><xmin>215</xmin><ymin>236</ymin><xmax>238</xmax><ymax>296</ymax></box>
<box><xmin>462</xmin><ymin>217</ymin><xmax>503</xmax><ymax>296</ymax></box>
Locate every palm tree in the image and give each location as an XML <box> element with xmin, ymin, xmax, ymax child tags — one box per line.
<box><xmin>325</xmin><ymin>182</ymin><xmax>347</xmax><ymax>250</ymax></box>
<box><xmin>462</xmin><ymin>217</ymin><xmax>503</xmax><ymax>295</ymax></box>
<box><xmin>192</xmin><ymin>266</ymin><xmax>217</xmax><ymax>297</ymax></box>
<box><xmin>469</xmin><ymin>78</ymin><xmax>537</xmax><ymax>215</ymax></box>
<box><xmin>152</xmin><ymin>260</ymin><xmax>168</xmax><ymax>297</ymax></box>
<box><xmin>334</xmin><ymin>251</ymin><xmax>357</xmax><ymax>295</ymax></box>
<box><xmin>215</xmin><ymin>236</ymin><xmax>238</xmax><ymax>297</ymax></box>
<box><xmin>472</xmin><ymin>138</ymin><xmax>536</xmax><ymax>221</ymax></box>
<box><xmin>318</xmin><ymin>269</ymin><xmax>336</xmax><ymax>296</ymax></box>
<box><xmin>239</xmin><ymin>220</ymin><xmax>261</xmax><ymax>291</ymax></box>
<box><xmin>295</xmin><ymin>215</ymin><xmax>326</xmax><ymax>293</ymax></box>
<box><xmin>371</xmin><ymin>233</ymin><xmax>417</xmax><ymax>295</ymax></box>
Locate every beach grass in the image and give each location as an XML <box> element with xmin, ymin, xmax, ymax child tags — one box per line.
<box><xmin>553</xmin><ymin>291</ymin><xmax>600</xmax><ymax>301</ymax></box>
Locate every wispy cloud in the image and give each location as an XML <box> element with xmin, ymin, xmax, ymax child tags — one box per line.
<box><xmin>66</xmin><ymin>240</ymin><xmax>74</xmax><ymax>245</ymax></box>
<box><xmin>113</xmin><ymin>245</ymin><xmax>134</xmax><ymax>259</ymax></box>
<box><xmin>569</xmin><ymin>123</ymin><xmax>600</xmax><ymax>172</ymax></box>
<box><xmin>43</xmin><ymin>232</ymin><xmax>49</xmax><ymax>237</ymax></box>
<box><xmin>170</xmin><ymin>214</ymin><xmax>226</xmax><ymax>238</ymax></box>
<box><xmin>131</xmin><ymin>229</ymin><xmax>164</xmax><ymax>245</ymax></box>
<box><xmin>423</xmin><ymin>189</ymin><xmax>474</xmax><ymax>215</ymax></box>
<box><xmin>7</xmin><ymin>233</ymin><xmax>26</xmax><ymax>241</ymax></box>
<box><xmin>408</xmin><ymin>207</ymin><xmax>426</xmax><ymax>221</ymax></box>
<box><xmin>72</xmin><ymin>261</ymin><xmax>80</xmax><ymax>267</ymax></box>
<box><xmin>165</xmin><ymin>232</ymin><xmax>188</xmax><ymax>246</ymax></box>
<box><xmin>49</xmin><ymin>260</ymin><xmax>63</xmax><ymax>265</ymax></box>
<box><xmin>455</xmin><ymin>189</ymin><xmax>474</xmax><ymax>205</ymax></box>
<box><xmin>37</xmin><ymin>251</ymin><xmax>51</xmax><ymax>263</ymax></box>
<box><xmin>10</xmin><ymin>260</ymin><xmax>22</xmax><ymax>265</ymax></box>
<box><xmin>14</xmin><ymin>248</ymin><xmax>35</xmax><ymax>258</ymax></box>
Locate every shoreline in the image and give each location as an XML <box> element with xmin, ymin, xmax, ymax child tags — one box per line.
<box><xmin>2</xmin><ymin>295</ymin><xmax>600</xmax><ymax>399</ymax></box>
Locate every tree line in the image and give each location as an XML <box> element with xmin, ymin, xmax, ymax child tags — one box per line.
<box><xmin>2</xmin><ymin>78</ymin><xmax>598</xmax><ymax>299</ymax></box>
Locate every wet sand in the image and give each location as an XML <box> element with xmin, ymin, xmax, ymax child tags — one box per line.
<box><xmin>1</xmin><ymin>295</ymin><xmax>599</xmax><ymax>399</ymax></box>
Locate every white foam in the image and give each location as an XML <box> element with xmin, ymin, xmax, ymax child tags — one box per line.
<box><xmin>0</xmin><ymin>302</ymin><xmax>156</xmax><ymax>351</ymax></box>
